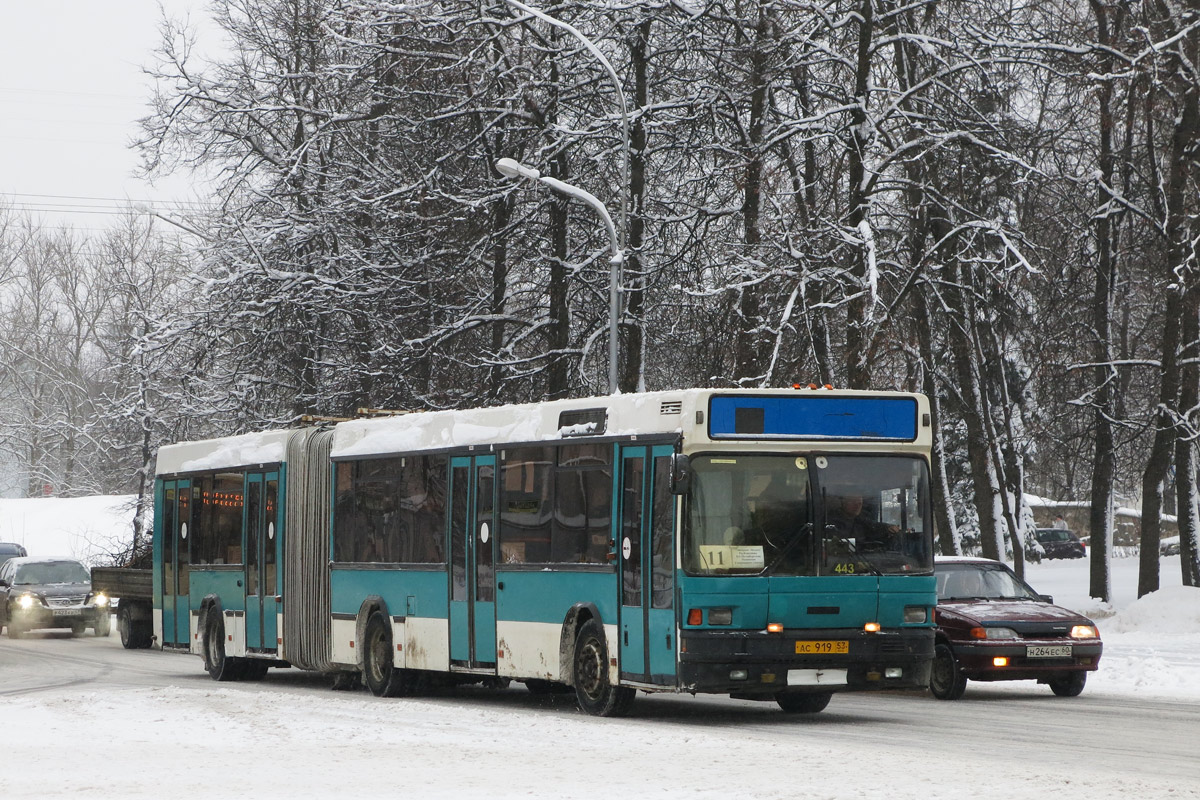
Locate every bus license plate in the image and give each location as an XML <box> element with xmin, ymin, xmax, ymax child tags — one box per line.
<box><xmin>795</xmin><ymin>640</ymin><xmax>849</xmax><ymax>655</ymax></box>
<box><xmin>1026</xmin><ymin>645</ymin><xmax>1072</xmax><ymax>658</ymax></box>
<box><xmin>52</xmin><ymin>609</ymin><xmax>82</xmax><ymax>617</ymax></box>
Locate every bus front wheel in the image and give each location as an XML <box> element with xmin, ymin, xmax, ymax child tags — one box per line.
<box><xmin>571</xmin><ymin>619</ymin><xmax>634</xmax><ymax>717</ymax></box>
<box><xmin>775</xmin><ymin>691</ymin><xmax>832</xmax><ymax>713</ymax></box>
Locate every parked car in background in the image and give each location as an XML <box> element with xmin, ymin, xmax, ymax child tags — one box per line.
<box><xmin>930</xmin><ymin>557</ymin><xmax>1102</xmax><ymax>700</ymax></box>
<box><xmin>1159</xmin><ymin>537</ymin><xmax>1180</xmax><ymax>556</ymax></box>
<box><xmin>0</xmin><ymin>542</ymin><xmax>28</xmax><ymax>570</ymax></box>
<box><xmin>0</xmin><ymin>556</ymin><xmax>111</xmax><ymax>638</ymax></box>
<box><xmin>1034</xmin><ymin>528</ymin><xmax>1086</xmax><ymax>559</ymax></box>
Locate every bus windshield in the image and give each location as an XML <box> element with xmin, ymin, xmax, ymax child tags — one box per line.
<box><xmin>684</xmin><ymin>453</ymin><xmax>932</xmax><ymax>577</ymax></box>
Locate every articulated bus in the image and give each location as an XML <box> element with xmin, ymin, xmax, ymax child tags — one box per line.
<box><xmin>152</xmin><ymin>387</ymin><xmax>936</xmax><ymax>716</ymax></box>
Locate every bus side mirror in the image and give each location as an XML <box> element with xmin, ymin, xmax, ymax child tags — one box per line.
<box><xmin>670</xmin><ymin>453</ymin><xmax>691</xmax><ymax>495</ymax></box>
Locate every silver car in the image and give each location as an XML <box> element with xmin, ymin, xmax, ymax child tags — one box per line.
<box><xmin>0</xmin><ymin>557</ymin><xmax>111</xmax><ymax>638</ymax></box>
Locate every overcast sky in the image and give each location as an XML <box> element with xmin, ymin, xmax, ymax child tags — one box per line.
<box><xmin>0</xmin><ymin>0</ymin><xmax>212</xmax><ymax>232</ymax></box>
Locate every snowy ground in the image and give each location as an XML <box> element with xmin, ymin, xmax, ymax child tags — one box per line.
<box><xmin>2</xmin><ymin>498</ymin><xmax>1198</xmax><ymax>798</ymax></box>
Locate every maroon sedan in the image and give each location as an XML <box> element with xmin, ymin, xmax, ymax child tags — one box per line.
<box><xmin>930</xmin><ymin>557</ymin><xmax>1102</xmax><ymax>699</ymax></box>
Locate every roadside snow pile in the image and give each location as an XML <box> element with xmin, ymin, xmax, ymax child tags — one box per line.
<box><xmin>1104</xmin><ymin>584</ymin><xmax>1200</xmax><ymax>634</ymax></box>
<box><xmin>0</xmin><ymin>495</ymin><xmax>137</xmax><ymax>565</ymax></box>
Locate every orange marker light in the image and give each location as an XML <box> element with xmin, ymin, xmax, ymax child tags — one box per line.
<box><xmin>863</xmin><ymin>622</ymin><xmax>881</xmax><ymax>633</ymax></box>
<box><xmin>767</xmin><ymin>622</ymin><xmax>784</xmax><ymax>633</ymax></box>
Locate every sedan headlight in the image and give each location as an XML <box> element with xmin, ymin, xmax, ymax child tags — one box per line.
<box><xmin>17</xmin><ymin>593</ymin><xmax>37</xmax><ymax>610</ymax></box>
<box><xmin>1069</xmin><ymin>625</ymin><xmax>1098</xmax><ymax>639</ymax></box>
<box><xmin>91</xmin><ymin>592</ymin><xmax>109</xmax><ymax>607</ymax></box>
<box><xmin>970</xmin><ymin>626</ymin><xmax>1018</xmax><ymax>640</ymax></box>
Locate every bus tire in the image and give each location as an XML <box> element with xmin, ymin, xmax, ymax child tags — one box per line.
<box><xmin>204</xmin><ymin>611</ymin><xmax>243</xmax><ymax>682</ymax></box>
<box><xmin>930</xmin><ymin>642</ymin><xmax>967</xmax><ymax>700</ymax></box>
<box><xmin>572</xmin><ymin>619</ymin><xmax>635</xmax><ymax>717</ymax></box>
<box><xmin>363</xmin><ymin>611</ymin><xmax>413</xmax><ymax>698</ymax></box>
<box><xmin>775</xmin><ymin>691</ymin><xmax>832</xmax><ymax>713</ymax></box>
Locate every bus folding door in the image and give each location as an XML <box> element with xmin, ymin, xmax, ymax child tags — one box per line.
<box><xmin>449</xmin><ymin>455</ymin><xmax>498</xmax><ymax>669</ymax></box>
<box><xmin>158</xmin><ymin>479</ymin><xmax>192</xmax><ymax>648</ymax></box>
<box><xmin>618</xmin><ymin>445</ymin><xmax>676</xmax><ymax>685</ymax></box>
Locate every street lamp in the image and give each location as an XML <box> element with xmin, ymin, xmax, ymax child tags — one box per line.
<box><xmin>502</xmin><ymin>0</ymin><xmax>629</xmax><ymax>395</ymax></box>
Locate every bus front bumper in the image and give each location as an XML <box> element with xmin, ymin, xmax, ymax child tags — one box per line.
<box><xmin>677</xmin><ymin>627</ymin><xmax>934</xmax><ymax>695</ymax></box>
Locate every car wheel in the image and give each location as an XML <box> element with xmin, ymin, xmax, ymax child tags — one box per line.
<box><xmin>7</xmin><ymin>619</ymin><xmax>25</xmax><ymax>639</ymax></box>
<box><xmin>572</xmin><ymin>619</ymin><xmax>635</xmax><ymax>717</ymax></box>
<box><xmin>775</xmin><ymin>691</ymin><xmax>833</xmax><ymax>714</ymax></box>
<box><xmin>930</xmin><ymin>642</ymin><xmax>967</xmax><ymax>700</ymax></box>
<box><xmin>70</xmin><ymin>622</ymin><xmax>87</xmax><ymax>637</ymax></box>
<box><xmin>94</xmin><ymin>613</ymin><xmax>111</xmax><ymax>637</ymax></box>
<box><xmin>1048</xmin><ymin>670</ymin><xmax>1087</xmax><ymax>697</ymax></box>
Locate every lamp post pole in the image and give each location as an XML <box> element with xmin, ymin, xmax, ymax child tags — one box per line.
<box><xmin>503</xmin><ymin>0</ymin><xmax>629</xmax><ymax>394</ymax></box>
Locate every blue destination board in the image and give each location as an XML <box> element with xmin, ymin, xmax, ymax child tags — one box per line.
<box><xmin>709</xmin><ymin>395</ymin><xmax>918</xmax><ymax>441</ymax></box>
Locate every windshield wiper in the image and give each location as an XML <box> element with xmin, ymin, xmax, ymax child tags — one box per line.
<box><xmin>761</xmin><ymin>523</ymin><xmax>814</xmax><ymax>576</ymax></box>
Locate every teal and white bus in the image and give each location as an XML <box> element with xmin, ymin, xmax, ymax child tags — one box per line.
<box><xmin>152</xmin><ymin>387</ymin><xmax>936</xmax><ymax>716</ymax></box>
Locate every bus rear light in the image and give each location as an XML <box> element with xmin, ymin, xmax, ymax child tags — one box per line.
<box><xmin>767</xmin><ymin>622</ymin><xmax>784</xmax><ymax>633</ymax></box>
<box><xmin>863</xmin><ymin>622</ymin><xmax>881</xmax><ymax>633</ymax></box>
<box><xmin>687</xmin><ymin>609</ymin><xmax>703</xmax><ymax>626</ymax></box>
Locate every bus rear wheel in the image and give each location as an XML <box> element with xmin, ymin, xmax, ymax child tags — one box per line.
<box><xmin>204</xmin><ymin>611</ymin><xmax>243</xmax><ymax>681</ymax></box>
<box><xmin>572</xmin><ymin>619</ymin><xmax>634</xmax><ymax>717</ymax></box>
<box><xmin>363</xmin><ymin>611</ymin><xmax>413</xmax><ymax>698</ymax></box>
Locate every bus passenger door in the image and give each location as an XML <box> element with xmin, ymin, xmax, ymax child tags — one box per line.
<box><xmin>244</xmin><ymin>471</ymin><xmax>280</xmax><ymax>652</ymax></box>
<box><xmin>619</xmin><ymin>446</ymin><xmax>677</xmax><ymax>685</ymax></box>
<box><xmin>449</xmin><ymin>455</ymin><xmax>498</xmax><ymax>669</ymax></box>
<box><xmin>159</xmin><ymin>478</ymin><xmax>191</xmax><ymax>648</ymax></box>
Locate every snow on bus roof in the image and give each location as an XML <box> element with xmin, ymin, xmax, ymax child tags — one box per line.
<box><xmin>156</xmin><ymin>429</ymin><xmax>294</xmax><ymax>475</ymax></box>
<box><xmin>330</xmin><ymin>392</ymin><xmax>682</xmax><ymax>459</ymax></box>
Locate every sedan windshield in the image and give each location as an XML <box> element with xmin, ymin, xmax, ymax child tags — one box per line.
<box><xmin>14</xmin><ymin>561</ymin><xmax>90</xmax><ymax>585</ymax></box>
<box><xmin>684</xmin><ymin>453</ymin><xmax>932</xmax><ymax>576</ymax></box>
<box><xmin>936</xmin><ymin>563</ymin><xmax>1037</xmax><ymax>601</ymax></box>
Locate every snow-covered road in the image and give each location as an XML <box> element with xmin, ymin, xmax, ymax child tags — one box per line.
<box><xmin>1</xmin><ymin>551</ymin><xmax>1197</xmax><ymax>799</ymax></box>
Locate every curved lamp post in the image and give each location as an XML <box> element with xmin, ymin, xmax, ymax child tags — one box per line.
<box><xmin>502</xmin><ymin>0</ymin><xmax>629</xmax><ymax>394</ymax></box>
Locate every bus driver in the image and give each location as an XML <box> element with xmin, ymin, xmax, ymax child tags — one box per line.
<box><xmin>825</xmin><ymin>493</ymin><xmax>899</xmax><ymax>549</ymax></box>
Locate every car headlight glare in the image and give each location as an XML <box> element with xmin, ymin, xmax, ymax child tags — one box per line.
<box><xmin>1069</xmin><ymin>625</ymin><xmax>1098</xmax><ymax>639</ymax></box>
<box><xmin>18</xmin><ymin>593</ymin><xmax>36</xmax><ymax>609</ymax></box>
<box><xmin>92</xmin><ymin>592</ymin><xmax>109</xmax><ymax>607</ymax></box>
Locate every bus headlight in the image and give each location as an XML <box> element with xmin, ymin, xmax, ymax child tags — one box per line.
<box><xmin>903</xmin><ymin>606</ymin><xmax>927</xmax><ymax>624</ymax></box>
